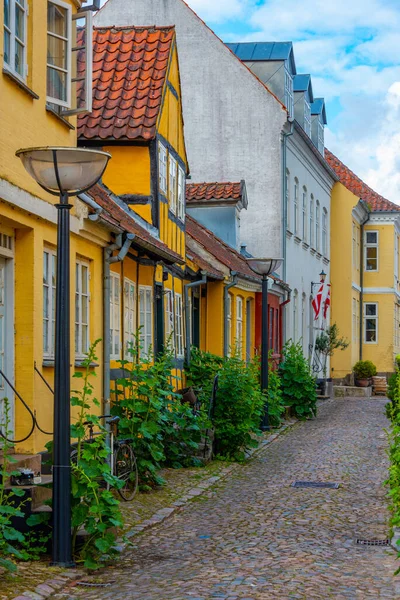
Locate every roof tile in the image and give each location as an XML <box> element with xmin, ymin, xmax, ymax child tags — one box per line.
<box><xmin>186</xmin><ymin>182</ymin><xmax>242</xmax><ymax>203</ymax></box>
<box><xmin>78</xmin><ymin>26</ymin><xmax>175</xmax><ymax>141</ymax></box>
<box><xmin>325</xmin><ymin>149</ymin><xmax>400</xmax><ymax>212</ymax></box>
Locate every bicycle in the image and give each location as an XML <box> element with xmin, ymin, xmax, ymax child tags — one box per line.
<box><xmin>70</xmin><ymin>415</ymin><xmax>139</xmax><ymax>501</ymax></box>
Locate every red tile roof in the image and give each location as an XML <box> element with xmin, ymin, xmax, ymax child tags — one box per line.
<box><xmin>78</xmin><ymin>26</ymin><xmax>175</xmax><ymax>141</ymax></box>
<box><xmin>86</xmin><ymin>184</ymin><xmax>184</xmax><ymax>264</ymax></box>
<box><xmin>325</xmin><ymin>149</ymin><xmax>400</xmax><ymax>212</ymax></box>
<box><xmin>186</xmin><ymin>215</ymin><xmax>260</xmax><ymax>281</ymax></box>
<box><xmin>186</xmin><ymin>182</ymin><xmax>242</xmax><ymax>203</ymax></box>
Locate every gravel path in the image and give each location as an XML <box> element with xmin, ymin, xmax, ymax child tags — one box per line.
<box><xmin>57</xmin><ymin>397</ymin><xmax>398</xmax><ymax>599</ymax></box>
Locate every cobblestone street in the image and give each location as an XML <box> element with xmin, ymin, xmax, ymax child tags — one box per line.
<box><xmin>60</xmin><ymin>398</ymin><xmax>397</xmax><ymax>599</ymax></box>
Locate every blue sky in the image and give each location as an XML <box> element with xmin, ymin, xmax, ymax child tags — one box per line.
<box><xmin>98</xmin><ymin>0</ymin><xmax>400</xmax><ymax>202</ymax></box>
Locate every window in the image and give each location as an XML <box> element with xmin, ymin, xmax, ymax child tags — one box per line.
<box><xmin>43</xmin><ymin>249</ymin><xmax>57</xmax><ymax>357</ymax></box>
<box><xmin>352</xmin><ymin>223</ymin><xmax>357</xmax><ymax>268</ymax></box>
<box><xmin>110</xmin><ymin>272</ymin><xmax>121</xmax><ymax>360</ymax></box>
<box><xmin>75</xmin><ymin>260</ymin><xmax>90</xmax><ymax>357</ymax></box>
<box><xmin>302</xmin><ymin>187</ymin><xmax>307</xmax><ymax>241</ymax></box>
<box><xmin>4</xmin><ymin>0</ymin><xmax>27</xmax><ymax>79</ymax></box>
<box><xmin>304</xmin><ymin>98</ymin><xmax>311</xmax><ymax>137</ymax></box>
<box><xmin>293</xmin><ymin>290</ymin><xmax>298</xmax><ymax>341</ymax></box>
<box><xmin>175</xmin><ymin>294</ymin><xmax>184</xmax><ymax>358</ymax></box>
<box><xmin>284</xmin><ymin>68</ymin><xmax>294</xmax><ymax>120</ymax></box>
<box><xmin>322</xmin><ymin>208</ymin><xmax>328</xmax><ymax>256</ymax></box>
<box><xmin>365</xmin><ymin>231</ymin><xmax>378</xmax><ymax>271</ymax></box>
<box><xmin>318</xmin><ymin>120</ymin><xmax>324</xmax><ymax>154</ymax></box>
<box><xmin>236</xmin><ymin>297</ymin><xmax>243</xmax><ymax>352</ymax></box>
<box><xmin>364</xmin><ymin>303</ymin><xmax>378</xmax><ymax>343</ymax></box>
<box><xmin>164</xmin><ymin>289</ymin><xmax>175</xmax><ymax>351</ymax></box>
<box><xmin>47</xmin><ymin>0</ymin><xmax>72</xmax><ymax>107</ymax></box>
<box><xmin>177</xmin><ymin>166</ymin><xmax>185</xmax><ymax>222</ymax></box>
<box><xmin>309</xmin><ymin>195</ymin><xmax>314</xmax><ymax>247</ymax></box>
<box><xmin>169</xmin><ymin>156</ymin><xmax>177</xmax><ymax>214</ymax></box>
<box><xmin>139</xmin><ymin>286</ymin><xmax>153</xmax><ymax>355</ymax></box>
<box><xmin>286</xmin><ymin>169</ymin><xmax>291</xmax><ymax>231</ymax></box>
<box><xmin>158</xmin><ymin>142</ymin><xmax>168</xmax><ymax>195</ymax></box>
<box><xmin>301</xmin><ymin>293</ymin><xmax>306</xmax><ymax>343</ymax></box>
<box><xmin>124</xmin><ymin>278</ymin><xmax>136</xmax><ymax>359</ymax></box>
<box><xmin>227</xmin><ymin>293</ymin><xmax>232</xmax><ymax>355</ymax></box>
<box><xmin>316</xmin><ymin>201</ymin><xmax>320</xmax><ymax>252</ymax></box>
<box><xmin>294</xmin><ymin>179</ymin><xmax>299</xmax><ymax>235</ymax></box>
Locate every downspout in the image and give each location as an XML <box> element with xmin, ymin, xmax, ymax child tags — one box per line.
<box><xmin>78</xmin><ymin>193</ymin><xmax>104</xmax><ymax>220</ymax></box>
<box><xmin>103</xmin><ymin>233</ymin><xmax>135</xmax><ymax>417</ymax></box>
<box><xmin>184</xmin><ymin>273</ymin><xmax>207</xmax><ymax>365</ymax></box>
<box><xmin>279</xmin><ymin>291</ymin><xmax>292</xmax><ymax>354</ymax></box>
<box><xmin>224</xmin><ymin>272</ymin><xmax>238</xmax><ymax>357</ymax></box>
<box><xmin>359</xmin><ymin>207</ymin><xmax>370</xmax><ymax>361</ymax></box>
<box><xmin>281</xmin><ymin>122</ymin><xmax>294</xmax><ymax>341</ymax></box>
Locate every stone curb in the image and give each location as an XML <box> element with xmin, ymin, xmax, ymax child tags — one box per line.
<box><xmin>11</xmin><ymin>420</ymin><xmax>297</xmax><ymax>600</ymax></box>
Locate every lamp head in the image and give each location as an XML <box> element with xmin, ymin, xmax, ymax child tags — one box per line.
<box><xmin>319</xmin><ymin>270</ymin><xmax>327</xmax><ymax>283</ymax></box>
<box><xmin>247</xmin><ymin>258</ymin><xmax>283</xmax><ymax>277</ymax></box>
<box><xmin>16</xmin><ymin>147</ymin><xmax>111</xmax><ymax>197</ymax></box>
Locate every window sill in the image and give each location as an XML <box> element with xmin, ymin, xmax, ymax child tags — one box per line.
<box><xmin>294</xmin><ymin>236</ymin><xmax>302</xmax><ymax>245</ymax></box>
<box><xmin>286</xmin><ymin>230</ymin><xmax>293</xmax><ymax>239</ymax></box>
<box><xmin>46</xmin><ymin>105</ymin><xmax>75</xmax><ymax>130</ymax></box>
<box><xmin>75</xmin><ymin>360</ymin><xmax>99</xmax><ymax>368</ymax></box>
<box><xmin>323</xmin><ymin>257</ymin><xmax>330</xmax><ymax>265</ymax></box>
<box><xmin>316</xmin><ymin>252</ymin><xmax>322</xmax><ymax>260</ymax></box>
<box><xmin>302</xmin><ymin>242</ymin><xmax>310</xmax><ymax>250</ymax></box>
<box><xmin>310</xmin><ymin>248</ymin><xmax>316</xmax><ymax>255</ymax></box>
<box><xmin>42</xmin><ymin>359</ymin><xmax>99</xmax><ymax>369</ymax></box>
<box><xmin>3</xmin><ymin>68</ymin><xmax>39</xmax><ymax>100</ymax></box>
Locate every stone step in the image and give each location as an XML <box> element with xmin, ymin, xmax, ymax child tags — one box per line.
<box><xmin>0</xmin><ymin>452</ymin><xmax>42</xmax><ymax>476</ymax></box>
<box><xmin>6</xmin><ymin>477</ymin><xmax>52</xmax><ymax>510</ymax></box>
<box><xmin>334</xmin><ymin>385</ymin><xmax>372</xmax><ymax>398</ymax></box>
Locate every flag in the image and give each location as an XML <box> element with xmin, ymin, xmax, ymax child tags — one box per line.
<box><xmin>323</xmin><ymin>285</ymin><xmax>331</xmax><ymax>320</ymax></box>
<box><xmin>312</xmin><ymin>283</ymin><xmax>324</xmax><ymax>320</ymax></box>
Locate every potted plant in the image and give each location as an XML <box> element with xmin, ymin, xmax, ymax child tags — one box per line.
<box><xmin>314</xmin><ymin>324</ymin><xmax>349</xmax><ymax>396</ymax></box>
<box><xmin>353</xmin><ymin>360</ymin><xmax>377</xmax><ymax>387</ymax></box>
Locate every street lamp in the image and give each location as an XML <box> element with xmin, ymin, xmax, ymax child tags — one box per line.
<box><xmin>16</xmin><ymin>147</ymin><xmax>111</xmax><ymax>567</ymax></box>
<box><xmin>311</xmin><ymin>269</ymin><xmax>327</xmax><ymax>294</ymax></box>
<box><xmin>247</xmin><ymin>258</ymin><xmax>283</xmax><ymax>431</ymax></box>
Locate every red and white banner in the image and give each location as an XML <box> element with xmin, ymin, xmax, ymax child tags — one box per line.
<box><xmin>312</xmin><ymin>283</ymin><xmax>331</xmax><ymax>321</ymax></box>
<box><xmin>312</xmin><ymin>283</ymin><xmax>324</xmax><ymax>320</ymax></box>
<box><xmin>323</xmin><ymin>285</ymin><xmax>331</xmax><ymax>320</ymax></box>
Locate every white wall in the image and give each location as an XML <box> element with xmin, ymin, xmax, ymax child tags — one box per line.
<box><xmin>95</xmin><ymin>0</ymin><xmax>287</xmax><ymax>258</ymax></box>
<box><xmin>284</xmin><ymin>129</ymin><xmax>335</xmax><ymax>367</ymax></box>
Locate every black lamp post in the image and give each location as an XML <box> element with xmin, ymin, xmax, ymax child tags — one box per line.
<box><xmin>16</xmin><ymin>147</ymin><xmax>111</xmax><ymax>567</ymax></box>
<box><xmin>248</xmin><ymin>258</ymin><xmax>283</xmax><ymax>431</ymax></box>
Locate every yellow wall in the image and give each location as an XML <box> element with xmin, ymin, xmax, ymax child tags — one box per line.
<box><xmin>362</xmin><ymin>293</ymin><xmax>395</xmax><ymax>372</ymax></box>
<box><xmin>364</xmin><ymin>224</ymin><xmax>394</xmax><ymax>288</ymax></box>
<box><xmin>102</xmin><ymin>146</ymin><xmax>151</xmax><ymax>199</ymax></box>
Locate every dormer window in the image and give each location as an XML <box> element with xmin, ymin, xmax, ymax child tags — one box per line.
<box><xmin>284</xmin><ymin>68</ymin><xmax>294</xmax><ymax>120</ymax></box>
<box><xmin>318</xmin><ymin>120</ymin><xmax>324</xmax><ymax>154</ymax></box>
<box><xmin>304</xmin><ymin>98</ymin><xmax>311</xmax><ymax>137</ymax></box>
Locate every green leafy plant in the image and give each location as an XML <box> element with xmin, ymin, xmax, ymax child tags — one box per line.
<box><xmin>0</xmin><ymin>399</ymin><xmax>27</xmax><ymax>572</ymax></box>
<box><xmin>386</xmin><ymin>370</ymin><xmax>400</xmax><ymax>571</ymax></box>
<box><xmin>70</xmin><ymin>341</ymin><xmax>124</xmax><ymax>570</ymax></box>
<box><xmin>279</xmin><ymin>341</ymin><xmax>317</xmax><ymax>420</ymax></box>
<box><xmin>265</xmin><ymin>354</ymin><xmax>286</xmax><ymax>428</ymax></box>
<box><xmin>315</xmin><ymin>324</ymin><xmax>349</xmax><ymax>378</ymax></box>
<box><xmin>185</xmin><ymin>347</ymin><xmax>223</xmax><ymax>411</ymax></box>
<box><xmin>353</xmin><ymin>360</ymin><xmax>377</xmax><ymax>379</ymax></box>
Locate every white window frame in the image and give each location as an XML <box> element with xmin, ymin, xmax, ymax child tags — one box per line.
<box><xmin>110</xmin><ymin>272</ymin><xmax>121</xmax><ymax>360</ymax></box>
<box><xmin>284</xmin><ymin>67</ymin><xmax>294</xmax><ymax>120</ymax></box>
<box><xmin>286</xmin><ymin>169</ymin><xmax>290</xmax><ymax>231</ymax></box>
<box><xmin>169</xmin><ymin>155</ymin><xmax>177</xmax><ymax>215</ymax></box>
<box><xmin>364</xmin><ymin>302</ymin><xmax>378</xmax><ymax>344</ymax></box>
<box><xmin>294</xmin><ymin>179</ymin><xmax>299</xmax><ymax>235</ymax></box>
<box><xmin>309</xmin><ymin>195</ymin><xmax>314</xmax><ymax>247</ymax></box>
<box><xmin>301</xmin><ymin>293</ymin><xmax>306</xmax><ymax>343</ymax></box>
<box><xmin>318</xmin><ymin>119</ymin><xmax>324</xmax><ymax>154</ymax></box>
<box><xmin>47</xmin><ymin>0</ymin><xmax>72</xmax><ymax>108</ymax></box>
<box><xmin>123</xmin><ymin>278</ymin><xmax>136</xmax><ymax>360</ymax></box>
<box><xmin>236</xmin><ymin>296</ymin><xmax>243</xmax><ymax>352</ymax></box>
<box><xmin>177</xmin><ymin>165</ymin><xmax>185</xmax><ymax>222</ymax></box>
<box><xmin>139</xmin><ymin>285</ymin><xmax>153</xmax><ymax>356</ymax></box>
<box><xmin>322</xmin><ymin>208</ymin><xmax>328</xmax><ymax>256</ymax></box>
<box><xmin>3</xmin><ymin>0</ymin><xmax>28</xmax><ymax>81</ymax></box>
<box><xmin>365</xmin><ymin>230</ymin><xmax>379</xmax><ymax>272</ymax></box>
<box><xmin>293</xmin><ymin>291</ymin><xmax>298</xmax><ymax>341</ymax></box>
<box><xmin>302</xmin><ymin>187</ymin><xmax>307</xmax><ymax>241</ymax></box>
<box><xmin>164</xmin><ymin>289</ymin><xmax>175</xmax><ymax>352</ymax></box>
<box><xmin>316</xmin><ymin>201</ymin><xmax>320</xmax><ymax>252</ymax></box>
<box><xmin>43</xmin><ymin>248</ymin><xmax>57</xmax><ymax>358</ymax></box>
<box><xmin>175</xmin><ymin>293</ymin><xmax>184</xmax><ymax>358</ymax></box>
<box><xmin>304</xmin><ymin>98</ymin><xmax>311</xmax><ymax>137</ymax></box>
<box><xmin>158</xmin><ymin>142</ymin><xmax>168</xmax><ymax>195</ymax></box>
<box><xmin>75</xmin><ymin>259</ymin><xmax>90</xmax><ymax>357</ymax></box>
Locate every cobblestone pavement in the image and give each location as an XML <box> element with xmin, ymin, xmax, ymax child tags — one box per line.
<box><xmin>60</xmin><ymin>398</ymin><xmax>398</xmax><ymax>599</ymax></box>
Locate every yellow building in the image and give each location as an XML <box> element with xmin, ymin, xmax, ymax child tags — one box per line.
<box><xmin>327</xmin><ymin>150</ymin><xmax>400</xmax><ymax>379</ymax></box>
<box><xmin>0</xmin><ymin>0</ymin><xmax>108</xmax><ymax>453</ymax></box>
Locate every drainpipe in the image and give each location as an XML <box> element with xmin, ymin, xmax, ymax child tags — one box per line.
<box><xmin>281</xmin><ymin>122</ymin><xmax>294</xmax><ymax>342</ymax></box>
<box><xmin>78</xmin><ymin>192</ymin><xmax>104</xmax><ymax>220</ymax></box>
<box><xmin>184</xmin><ymin>273</ymin><xmax>207</xmax><ymax>365</ymax></box>
<box><xmin>103</xmin><ymin>233</ymin><xmax>135</xmax><ymax>417</ymax></box>
<box><xmin>359</xmin><ymin>207</ymin><xmax>370</xmax><ymax>361</ymax></box>
<box><xmin>279</xmin><ymin>291</ymin><xmax>291</xmax><ymax>354</ymax></box>
<box><xmin>224</xmin><ymin>272</ymin><xmax>238</xmax><ymax>357</ymax></box>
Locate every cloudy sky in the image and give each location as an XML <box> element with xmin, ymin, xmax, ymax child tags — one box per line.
<box><xmin>99</xmin><ymin>0</ymin><xmax>400</xmax><ymax>203</ymax></box>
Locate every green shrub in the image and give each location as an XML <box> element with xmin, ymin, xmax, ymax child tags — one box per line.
<box><xmin>353</xmin><ymin>360</ymin><xmax>377</xmax><ymax>379</ymax></box>
<box><xmin>386</xmin><ymin>370</ymin><xmax>400</xmax><ymax>571</ymax></box>
<box><xmin>388</xmin><ymin>373</ymin><xmax>397</xmax><ymax>402</ymax></box>
<box><xmin>185</xmin><ymin>347</ymin><xmax>223</xmax><ymax>412</ymax></box>
<box><xmin>265</xmin><ymin>355</ymin><xmax>285</xmax><ymax>428</ymax></box>
<box><xmin>279</xmin><ymin>341</ymin><xmax>317</xmax><ymax>420</ymax></box>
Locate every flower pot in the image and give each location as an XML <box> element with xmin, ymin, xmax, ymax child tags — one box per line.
<box><xmin>356</xmin><ymin>378</ymin><xmax>369</xmax><ymax>387</ymax></box>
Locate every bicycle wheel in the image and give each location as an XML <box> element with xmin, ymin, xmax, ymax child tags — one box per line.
<box><xmin>114</xmin><ymin>443</ymin><xmax>139</xmax><ymax>501</ymax></box>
